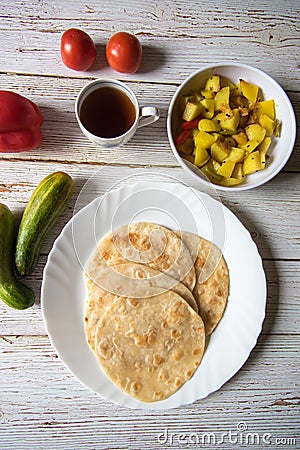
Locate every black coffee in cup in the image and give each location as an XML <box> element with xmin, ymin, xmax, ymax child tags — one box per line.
<box><xmin>80</xmin><ymin>86</ymin><xmax>136</xmax><ymax>138</ymax></box>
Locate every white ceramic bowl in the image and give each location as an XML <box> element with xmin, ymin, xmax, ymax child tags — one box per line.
<box><xmin>167</xmin><ymin>62</ymin><xmax>296</xmax><ymax>191</ymax></box>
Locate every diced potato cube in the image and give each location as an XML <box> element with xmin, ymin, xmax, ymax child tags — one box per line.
<box><xmin>198</xmin><ymin>118</ymin><xmax>221</xmax><ymax>132</ymax></box>
<box><xmin>243</xmin><ymin>151</ymin><xmax>262</xmax><ymax>175</ymax></box>
<box><xmin>233</xmin><ymin>131</ymin><xmax>248</xmax><ymax>146</ymax></box>
<box><xmin>242</xmin><ymin>140</ymin><xmax>260</xmax><ymax>153</ymax></box>
<box><xmin>240</xmin><ymin>79</ymin><xmax>259</xmax><ymax>103</ymax></box>
<box><xmin>194</xmin><ymin>130</ymin><xmax>216</xmax><ymax>149</ymax></box>
<box><xmin>257</xmin><ymin>137</ymin><xmax>271</xmax><ymax>168</ymax></box>
<box><xmin>179</xmin><ymin>94</ymin><xmax>196</xmax><ymax>113</ymax></box>
<box><xmin>220</xmin><ymin>177</ymin><xmax>243</xmax><ymax>186</ymax></box>
<box><xmin>178</xmin><ymin>73</ymin><xmax>278</xmax><ymax>187</ymax></box>
<box><xmin>257</xmin><ymin>99</ymin><xmax>275</xmax><ymax>120</ymax></box>
<box><xmin>211</xmin><ymin>141</ymin><xmax>229</xmax><ymax>162</ymax></box>
<box><xmin>230</xmin><ymin>82</ymin><xmax>243</xmax><ymax>97</ymax></box>
<box><xmin>191</xmin><ymin>128</ymin><xmax>199</xmax><ymax>140</ymax></box>
<box><xmin>258</xmin><ymin>114</ymin><xmax>275</xmax><ymax>136</ymax></box>
<box><xmin>217</xmin><ymin>160</ymin><xmax>236</xmax><ymax>177</ymax></box>
<box><xmin>205</xmin><ymin>75</ymin><xmax>221</xmax><ymax>92</ymax></box>
<box><xmin>200</xmin><ymin>99</ymin><xmax>215</xmax><ymax>118</ymax></box>
<box><xmin>219</xmin><ymin>102</ymin><xmax>233</xmax><ymax>116</ymax></box>
<box><xmin>194</xmin><ymin>146</ymin><xmax>210</xmax><ymax>167</ymax></box>
<box><xmin>200</xmin><ymin>89</ymin><xmax>215</xmax><ymax>99</ymax></box>
<box><xmin>214</xmin><ymin>86</ymin><xmax>230</xmax><ymax>111</ymax></box>
<box><xmin>232</xmin><ymin>163</ymin><xmax>244</xmax><ymax>179</ymax></box>
<box><xmin>220</xmin><ymin>108</ymin><xmax>240</xmax><ymax>132</ymax></box>
<box><xmin>245</xmin><ymin>123</ymin><xmax>266</xmax><ymax>143</ymax></box>
<box><xmin>257</xmin><ymin>136</ymin><xmax>271</xmax><ymax>154</ymax></box>
<box><xmin>182</xmin><ymin>102</ymin><xmax>204</xmax><ymax>121</ymax></box>
<box><xmin>225</xmin><ymin>147</ymin><xmax>245</xmax><ymax>163</ymax></box>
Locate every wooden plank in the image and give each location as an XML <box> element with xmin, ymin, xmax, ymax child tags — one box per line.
<box><xmin>1</xmin><ymin>162</ymin><xmax>299</xmax><ymax>335</ymax></box>
<box><xmin>0</xmin><ymin>161</ymin><xmax>299</xmax><ymax>259</ymax></box>
<box><xmin>0</xmin><ymin>1</ymin><xmax>299</xmax><ymax>90</ymax></box>
<box><xmin>0</xmin><ymin>255</ymin><xmax>299</xmax><ymax>336</ymax></box>
<box><xmin>0</xmin><ymin>334</ymin><xmax>299</xmax><ymax>449</ymax></box>
<box><xmin>0</xmin><ymin>1</ymin><xmax>299</xmax><ymax>446</ymax></box>
<box><xmin>0</xmin><ymin>73</ymin><xmax>174</xmax><ymax>167</ymax></box>
<box><xmin>0</xmin><ymin>73</ymin><xmax>298</xmax><ymax>170</ymax></box>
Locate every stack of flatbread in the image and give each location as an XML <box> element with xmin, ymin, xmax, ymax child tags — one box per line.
<box><xmin>84</xmin><ymin>222</ymin><xmax>229</xmax><ymax>403</ymax></box>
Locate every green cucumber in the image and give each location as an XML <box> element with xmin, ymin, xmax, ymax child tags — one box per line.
<box><xmin>15</xmin><ymin>172</ymin><xmax>74</xmax><ymax>276</ymax></box>
<box><xmin>0</xmin><ymin>203</ymin><xmax>35</xmax><ymax>309</ymax></box>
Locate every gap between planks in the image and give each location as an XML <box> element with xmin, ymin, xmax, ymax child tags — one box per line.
<box><xmin>0</xmin><ymin>69</ymin><xmax>181</xmax><ymax>86</ymax></box>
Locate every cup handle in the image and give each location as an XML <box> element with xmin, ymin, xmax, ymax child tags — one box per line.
<box><xmin>137</xmin><ymin>106</ymin><xmax>160</xmax><ymax>129</ymax></box>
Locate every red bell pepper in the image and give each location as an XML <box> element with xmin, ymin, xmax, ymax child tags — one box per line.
<box><xmin>0</xmin><ymin>91</ymin><xmax>43</xmax><ymax>153</ymax></box>
<box><xmin>175</xmin><ymin>129</ymin><xmax>190</xmax><ymax>146</ymax></box>
<box><xmin>182</xmin><ymin>116</ymin><xmax>201</xmax><ymax>129</ymax></box>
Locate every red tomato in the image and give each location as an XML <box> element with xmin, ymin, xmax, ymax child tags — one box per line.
<box><xmin>106</xmin><ymin>32</ymin><xmax>143</xmax><ymax>74</ymax></box>
<box><xmin>60</xmin><ymin>28</ymin><xmax>96</xmax><ymax>71</ymax></box>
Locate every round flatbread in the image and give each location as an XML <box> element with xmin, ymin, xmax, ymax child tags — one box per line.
<box><xmin>86</xmin><ymin>260</ymin><xmax>198</xmax><ymax>307</ymax></box>
<box><xmin>175</xmin><ymin>231</ymin><xmax>229</xmax><ymax>335</ymax></box>
<box><xmin>94</xmin><ymin>292</ymin><xmax>205</xmax><ymax>402</ymax></box>
<box><xmin>85</xmin><ymin>222</ymin><xmax>196</xmax><ymax>293</ymax></box>
<box><xmin>84</xmin><ymin>262</ymin><xmax>198</xmax><ymax>352</ymax></box>
<box><xmin>84</xmin><ymin>277</ymin><xmax>118</xmax><ymax>351</ymax></box>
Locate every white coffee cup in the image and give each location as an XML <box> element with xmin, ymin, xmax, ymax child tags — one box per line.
<box><xmin>75</xmin><ymin>78</ymin><xmax>160</xmax><ymax>147</ymax></box>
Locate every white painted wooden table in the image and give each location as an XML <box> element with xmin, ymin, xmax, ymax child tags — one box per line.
<box><xmin>0</xmin><ymin>1</ymin><xmax>299</xmax><ymax>448</ymax></box>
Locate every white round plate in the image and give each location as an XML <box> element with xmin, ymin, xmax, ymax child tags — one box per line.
<box><xmin>41</xmin><ymin>181</ymin><xmax>266</xmax><ymax>410</ymax></box>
